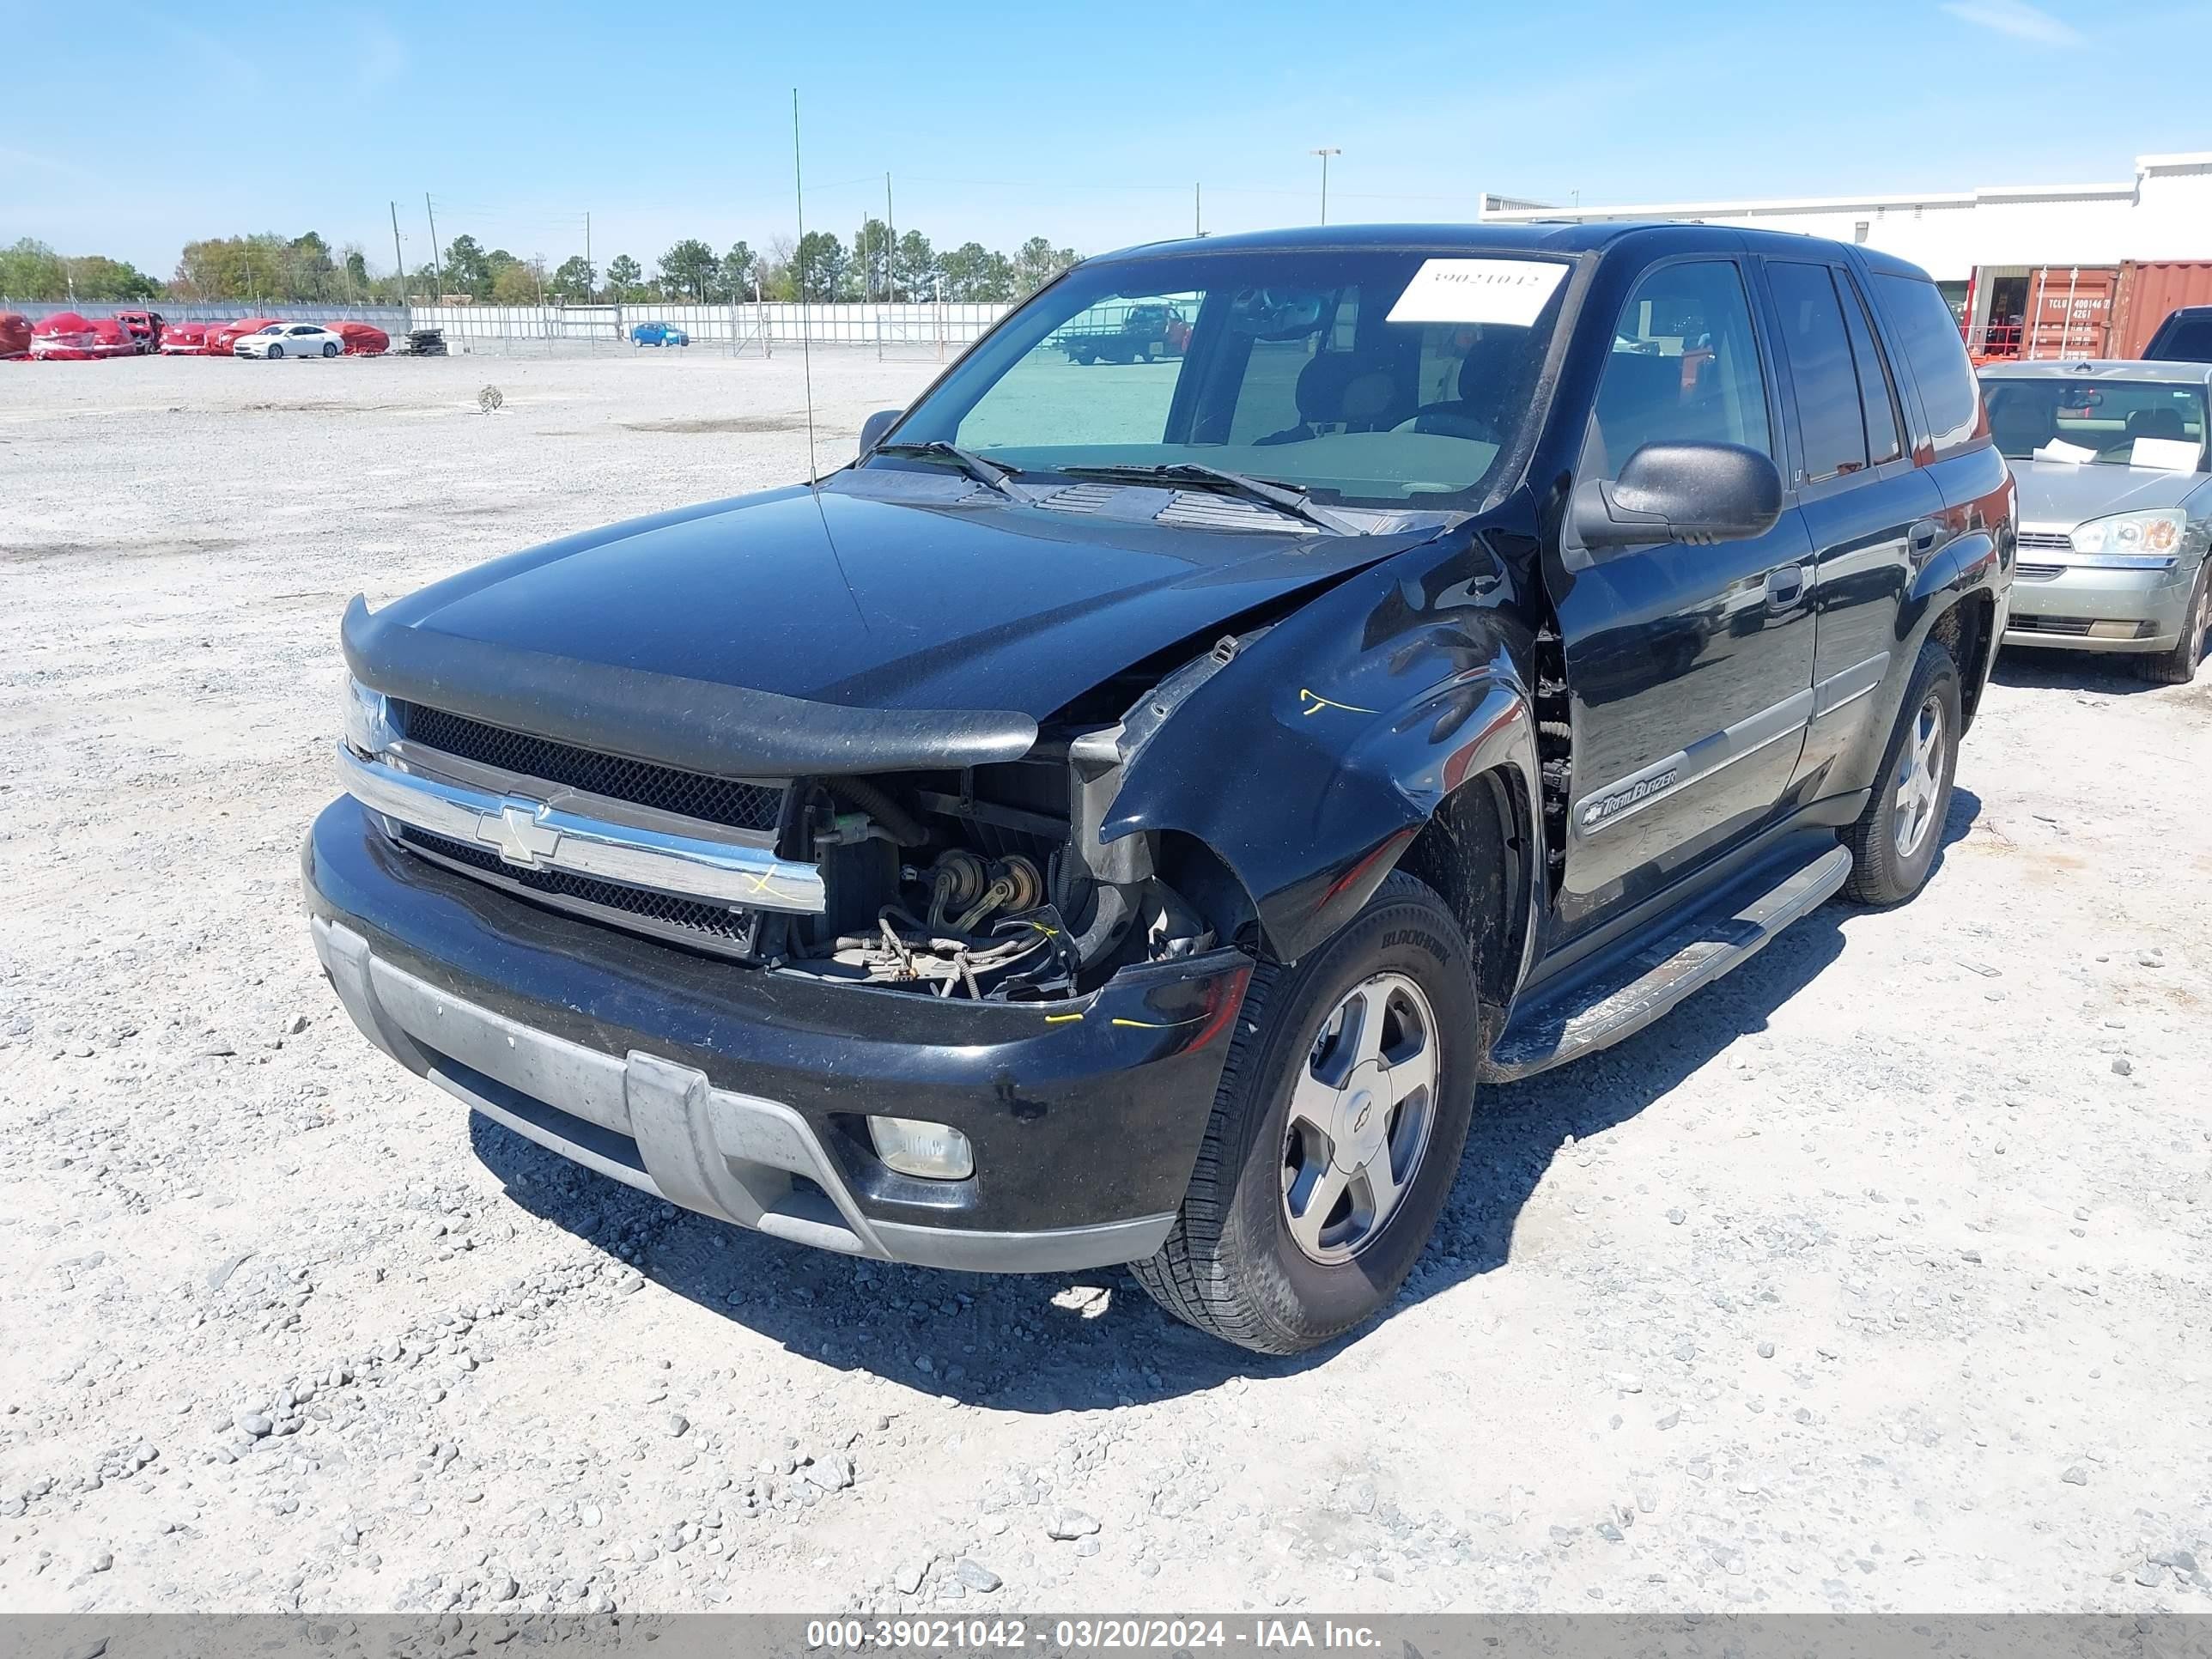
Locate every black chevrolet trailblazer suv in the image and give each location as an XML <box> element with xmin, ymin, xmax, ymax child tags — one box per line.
<box><xmin>306</xmin><ymin>223</ymin><xmax>2014</xmax><ymax>1353</ymax></box>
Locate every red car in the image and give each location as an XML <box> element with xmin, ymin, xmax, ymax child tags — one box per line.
<box><xmin>0</xmin><ymin>313</ymin><xmax>30</xmax><ymax>360</ymax></box>
<box><xmin>113</xmin><ymin>308</ymin><xmax>166</xmax><ymax>352</ymax></box>
<box><xmin>159</xmin><ymin>320</ymin><xmax>216</xmax><ymax>356</ymax></box>
<box><xmin>330</xmin><ymin>321</ymin><xmax>390</xmax><ymax>356</ymax></box>
<box><xmin>30</xmin><ymin>312</ymin><xmax>140</xmax><ymax>360</ymax></box>
<box><xmin>207</xmin><ymin>316</ymin><xmax>283</xmax><ymax>356</ymax></box>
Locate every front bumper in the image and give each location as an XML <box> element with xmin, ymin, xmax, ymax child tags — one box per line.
<box><xmin>2002</xmin><ymin>556</ymin><xmax>2198</xmax><ymax>653</ymax></box>
<box><xmin>303</xmin><ymin>797</ymin><xmax>1250</xmax><ymax>1272</ymax></box>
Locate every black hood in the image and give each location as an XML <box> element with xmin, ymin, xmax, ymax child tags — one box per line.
<box><xmin>346</xmin><ymin>475</ymin><xmax>1438</xmax><ymax>775</ymax></box>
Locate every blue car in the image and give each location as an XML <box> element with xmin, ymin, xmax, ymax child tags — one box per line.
<box><xmin>631</xmin><ymin>321</ymin><xmax>690</xmax><ymax>348</ymax></box>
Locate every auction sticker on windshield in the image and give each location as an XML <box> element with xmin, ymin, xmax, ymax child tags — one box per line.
<box><xmin>1387</xmin><ymin>258</ymin><xmax>1569</xmax><ymax>327</ymax></box>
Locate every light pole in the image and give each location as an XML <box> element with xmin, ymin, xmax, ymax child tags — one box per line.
<box><xmin>1310</xmin><ymin>148</ymin><xmax>1341</xmax><ymax>225</ymax></box>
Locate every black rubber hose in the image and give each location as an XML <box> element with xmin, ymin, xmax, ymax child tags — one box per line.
<box><xmin>827</xmin><ymin>777</ymin><xmax>927</xmax><ymax>847</ymax></box>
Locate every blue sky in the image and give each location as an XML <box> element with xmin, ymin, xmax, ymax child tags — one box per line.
<box><xmin>4</xmin><ymin>0</ymin><xmax>2208</xmax><ymax>281</ymax></box>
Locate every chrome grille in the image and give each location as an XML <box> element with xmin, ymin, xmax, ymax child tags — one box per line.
<box><xmin>2017</xmin><ymin>531</ymin><xmax>2074</xmax><ymax>553</ymax></box>
<box><xmin>396</xmin><ymin>703</ymin><xmax>784</xmax><ymax>833</ymax></box>
<box><xmin>2008</xmin><ymin>614</ymin><xmax>2094</xmax><ymax>636</ymax></box>
<box><xmin>2015</xmin><ymin>562</ymin><xmax>2065</xmax><ymax>581</ymax></box>
<box><xmin>398</xmin><ymin>827</ymin><xmax>764</xmax><ymax>957</ymax></box>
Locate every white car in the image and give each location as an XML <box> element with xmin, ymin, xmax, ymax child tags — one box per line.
<box><xmin>234</xmin><ymin>323</ymin><xmax>345</xmax><ymax>360</ymax></box>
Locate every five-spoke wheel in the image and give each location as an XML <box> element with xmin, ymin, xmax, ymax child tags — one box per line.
<box><xmin>1280</xmin><ymin>974</ymin><xmax>1437</xmax><ymax>1264</ymax></box>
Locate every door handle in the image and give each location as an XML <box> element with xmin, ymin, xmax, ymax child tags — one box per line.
<box><xmin>1909</xmin><ymin>519</ymin><xmax>1945</xmax><ymax>556</ymax></box>
<box><xmin>1765</xmin><ymin>566</ymin><xmax>1807</xmax><ymax>608</ymax></box>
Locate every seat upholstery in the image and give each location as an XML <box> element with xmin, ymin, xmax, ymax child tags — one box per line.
<box><xmin>2125</xmin><ymin>406</ymin><xmax>2188</xmax><ymax>443</ymax></box>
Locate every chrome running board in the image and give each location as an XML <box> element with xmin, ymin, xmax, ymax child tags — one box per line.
<box><xmin>1487</xmin><ymin>843</ymin><xmax>1851</xmax><ymax>1081</ymax></box>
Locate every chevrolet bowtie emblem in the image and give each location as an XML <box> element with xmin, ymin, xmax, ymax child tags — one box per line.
<box><xmin>481</xmin><ymin>797</ymin><xmax>562</xmax><ymax>867</ymax></box>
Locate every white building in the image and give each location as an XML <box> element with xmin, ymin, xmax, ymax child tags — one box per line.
<box><xmin>1479</xmin><ymin>151</ymin><xmax>2212</xmax><ymax>342</ymax></box>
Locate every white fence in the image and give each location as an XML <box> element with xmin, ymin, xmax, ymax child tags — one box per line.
<box><xmin>2</xmin><ymin>296</ymin><xmax>1016</xmax><ymax>357</ymax></box>
<box><xmin>403</xmin><ymin>301</ymin><xmax>1012</xmax><ymax>356</ymax></box>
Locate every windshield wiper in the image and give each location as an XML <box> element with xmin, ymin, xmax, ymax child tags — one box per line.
<box><xmin>871</xmin><ymin>441</ymin><xmax>1022</xmax><ymax>498</ymax></box>
<box><xmin>1052</xmin><ymin>462</ymin><xmax>1358</xmax><ymax>534</ymax></box>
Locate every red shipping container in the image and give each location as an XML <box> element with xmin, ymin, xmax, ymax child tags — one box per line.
<box><xmin>2021</xmin><ymin>266</ymin><xmax>2118</xmax><ymax>359</ymax></box>
<box><xmin>2110</xmin><ymin>261</ymin><xmax>2212</xmax><ymax>360</ymax></box>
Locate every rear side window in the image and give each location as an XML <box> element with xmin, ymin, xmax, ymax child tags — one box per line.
<box><xmin>1871</xmin><ymin>273</ymin><xmax>1984</xmax><ymax>457</ymax></box>
<box><xmin>1768</xmin><ymin>262</ymin><xmax>1867</xmax><ymax>481</ymax></box>
<box><xmin>2148</xmin><ymin>312</ymin><xmax>2212</xmax><ymax>362</ymax></box>
<box><xmin>1838</xmin><ymin>272</ymin><xmax>1904</xmax><ymax>465</ymax></box>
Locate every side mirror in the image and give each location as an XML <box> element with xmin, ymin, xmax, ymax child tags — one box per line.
<box><xmin>1572</xmin><ymin>441</ymin><xmax>1783</xmax><ymax>550</ymax></box>
<box><xmin>858</xmin><ymin>409</ymin><xmax>902</xmax><ymax>458</ymax></box>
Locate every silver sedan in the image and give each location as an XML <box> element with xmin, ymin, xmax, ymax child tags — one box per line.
<box><xmin>1981</xmin><ymin>358</ymin><xmax>2212</xmax><ymax>684</ymax></box>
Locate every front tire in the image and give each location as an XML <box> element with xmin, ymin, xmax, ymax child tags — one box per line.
<box><xmin>1132</xmin><ymin>872</ymin><xmax>1478</xmax><ymax>1355</ymax></box>
<box><xmin>1841</xmin><ymin>635</ymin><xmax>1960</xmax><ymax>905</ymax></box>
<box><xmin>266</xmin><ymin>344</ymin><xmax>283</xmax><ymax>359</ymax></box>
<box><xmin>2137</xmin><ymin>561</ymin><xmax>2209</xmax><ymax>685</ymax></box>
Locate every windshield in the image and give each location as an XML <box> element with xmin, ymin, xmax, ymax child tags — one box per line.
<box><xmin>1984</xmin><ymin>377</ymin><xmax>2208</xmax><ymax>468</ymax></box>
<box><xmin>881</xmin><ymin>248</ymin><xmax>1573</xmax><ymax>509</ymax></box>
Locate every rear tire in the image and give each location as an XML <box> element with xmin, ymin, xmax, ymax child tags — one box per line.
<box><xmin>1132</xmin><ymin>872</ymin><xmax>1478</xmax><ymax>1355</ymax></box>
<box><xmin>1841</xmin><ymin>636</ymin><xmax>1960</xmax><ymax>905</ymax></box>
<box><xmin>2136</xmin><ymin>562</ymin><xmax>2209</xmax><ymax>685</ymax></box>
<box><xmin>322</xmin><ymin>342</ymin><xmax>340</xmax><ymax>357</ymax></box>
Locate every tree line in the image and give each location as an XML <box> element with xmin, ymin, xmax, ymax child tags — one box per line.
<box><xmin>412</xmin><ymin>219</ymin><xmax>1079</xmax><ymax>307</ymax></box>
<box><xmin>2</xmin><ymin>222</ymin><xmax>1081</xmax><ymax>307</ymax></box>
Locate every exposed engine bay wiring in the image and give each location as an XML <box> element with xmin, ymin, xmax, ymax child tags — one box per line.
<box><xmin>795</xmin><ymin>848</ymin><xmax>1078</xmax><ymax>999</ymax></box>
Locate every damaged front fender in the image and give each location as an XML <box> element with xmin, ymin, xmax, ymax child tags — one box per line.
<box><xmin>1101</xmin><ymin>519</ymin><xmax>1546</xmax><ymax>963</ymax></box>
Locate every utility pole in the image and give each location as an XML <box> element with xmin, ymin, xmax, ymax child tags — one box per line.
<box><xmin>423</xmin><ymin>193</ymin><xmax>444</xmax><ymax>298</ymax></box>
<box><xmin>1194</xmin><ymin>182</ymin><xmax>1201</xmax><ymax>238</ymax></box>
<box><xmin>1310</xmin><ymin>148</ymin><xmax>1341</xmax><ymax>226</ymax></box>
<box><xmin>389</xmin><ymin>202</ymin><xmax>406</xmax><ymax>307</ymax></box>
<box><xmin>584</xmin><ymin>210</ymin><xmax>592</xmax><ymax>300</ymax></box>
<box><xmin>885</xmin><ymin>172</ymin><xmax>896</xmax><ymax>303</ymax></box>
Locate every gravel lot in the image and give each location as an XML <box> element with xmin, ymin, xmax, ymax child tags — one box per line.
<box><xmin>3</xmin><ymin>352</ymin><xmax>2209</xmax><ymax>1618</ymax></box>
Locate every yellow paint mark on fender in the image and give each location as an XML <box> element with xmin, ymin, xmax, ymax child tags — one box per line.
<box><xmin>1043</xmin><ymin>1012</ymin><xmax>1085</xmax><ymax>1024</ymax></box>
<box><xmin>1298</xmin><ymin>687</ymin><xmax>1376</xmax><ymax>718</ymax></box>
<box><xmin>1109</xmin><ymin>1015</ymin><xmax>1206</xmax><ymax>1030</ymax></box>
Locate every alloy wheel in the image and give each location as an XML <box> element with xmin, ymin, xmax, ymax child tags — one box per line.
<box><xmin>1280</xmin><ymin>972</ymin><xmax>1438</xmax><ymax>1265</ymax></box>
<box><xmin>1892</xmin><ymin>693</ymin><xmax>1946</xmax><ymax>861</ymax></box>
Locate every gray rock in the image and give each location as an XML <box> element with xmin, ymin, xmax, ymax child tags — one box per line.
<box><xmin>1667</xmin><ymin>1208</ymin><xmax>1686</xmax><ymax>1225</ymax></box>
<box><xmin>1597</xmin><ymin>1522</ymin><xmax>1625</xmax><ymax>1543</ymax></box>
<box><xmin>2153</xmin><ymin>1550</ymin><xmax>2200</xmax><ymax>1573</ymax></box>
<box><xmin>1047</xmin><ymin>1508</ymin><xmax>1101</xmax><ymax>1540</ymax></box>
<box><xmin>2136</xmin><ymin>1563</ymin><xmax>2168</xmax><ymax>1589</ymax></box>
<box><xmin>492</xmin><ymin>1574</ymin><xmax>519</xmax><ymax>1601</ymax></box>
<box><xmin>2061</xmin><ymin>1466</ymin><xmax>2089</xmax><ymax>1486</ymax></box>
<box><xmin>811</xmin><ymin>1453</ymin><xmax>854</xmax><ymax>1491</ymax></box>
<box><xmin>234</xmin><ymin>1413</ymin><xmax>273</xmax><ymax>1438</ymax></box>
<box><xmin>664</xmin><ymin>1413</ymin><xmax>689</xmax><ymax>1437</ymax></box>
<box><xmin>894</xmin><ymin>1561</ymin><xmax>927</xmax><ymax>1595</ymax></box>
<box><xmin>1073</xmin><ymin>1536</ymin><xmax>1101</xmax><ymax>1558</ymax></box>
<box><xmin>1656</xmin><ymin>1410</ymin><xmax>1682</xmax><ymax>1431</ymax></box>
<box><xmin>2112</xmin><ymin>1057</ymin><xmax>2134</xmax><ymax>1076</ymax></box>
<box><xmin>954</xmin><ymin>1558</ymin><xmax>1001</xmax><ymax>1592</ymax></box>
<box><xmin>207</xmin><ymin>1254</ymin><xmax>252</xmax><ymax>1291</ymax></box>
<box><xmin>1756</xmin><ymin>1341</ymin><xmax>1776</xmax><ymax>1359</ymax></box>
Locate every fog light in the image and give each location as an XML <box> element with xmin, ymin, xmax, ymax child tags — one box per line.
<box><xmin>868</xmin><ymin>1115</ymin><xmax>974</xmax><ymax>1181</ymax></box>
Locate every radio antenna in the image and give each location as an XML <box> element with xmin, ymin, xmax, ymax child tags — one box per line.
<box><xmin>792</xmin><ymin>88</ymin><xmax>818</xmax><ymax>488</ymax></box>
